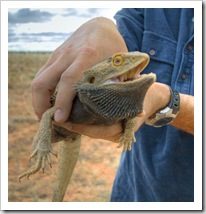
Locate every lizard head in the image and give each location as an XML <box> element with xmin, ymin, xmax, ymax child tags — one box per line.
<box><xmin>77</xmin><ymin>52</ymin><xmax>156</xmax><ymax>119</ymax></box>
<box><xmin>78</xmin><ymin>51</ymin><xmax>155</xmax><ymax>87</ymax></box>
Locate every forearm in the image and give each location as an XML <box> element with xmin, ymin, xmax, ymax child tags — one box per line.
<box><xmin>171</xmin><ymin>94</ymin><xmax>194</xmax><ymax>135</ymax></box>
<box><xmin>135</xmin><ymin>83</ymin><xmax>194</xmax><ymax>135</ymax></box>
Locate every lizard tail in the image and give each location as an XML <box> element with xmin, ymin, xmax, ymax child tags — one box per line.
<box><xmin>52</xmin><ymin>137</ymin><xmax>81</xmax><ymax>202</ymax></box>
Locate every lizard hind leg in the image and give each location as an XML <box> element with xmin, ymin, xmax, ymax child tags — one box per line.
<box><xmin>18</xmin><ymin>107</ymin><xmax>57</xmax><ymax>182</ymax></box>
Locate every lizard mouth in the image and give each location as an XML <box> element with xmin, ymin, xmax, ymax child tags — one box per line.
<box><xmin>103</xmin><ymin>56</ymin><xmax>153</xmax><ymax>85</ymax></box>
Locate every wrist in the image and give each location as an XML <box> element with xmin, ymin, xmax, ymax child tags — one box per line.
<box><xmin>143</xmin><ymin>82</ymin><xmax>171</xmax><ymax>119</ymax></box>
<box><xmin>145</xmin><ymin>86</ymin><xmax>180</xmax><ymax>127</ymax></box>
<box><xmin>134</xmin><ymin>82</ymin><xmax>170</xmax><ymax>130</ymax></box>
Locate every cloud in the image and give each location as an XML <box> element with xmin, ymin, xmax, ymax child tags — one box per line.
<box><xmin>8</xmin><ymin>8</ymin><xmax>55</xmax><ymax>24</ymax></box>
<box><xmin>62</xmin><ymin>9</ymin><xmax>78</xmax><ymax>17</ymax></box>
<box><xmin>63</xmin><ymin>8</ymin><xmax>105</xmax><ymax>18</ymax></box>
<box><xmin>8</xmin><ymin>32</ymin><xmax>72</xmax><ymax>43</ymax></box>
<box><xmin>87</xmin><ymin>8</ymin><xmax>103</xmax><ymax>14</ymax></box>
<box><xmin>7</xmin><ymin>8</ymin><xmax>119</xmax><ymax>51</ymax></box>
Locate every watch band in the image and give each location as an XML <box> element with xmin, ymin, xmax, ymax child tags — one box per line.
<box><xmin>165</xmin><ymin>87</ymin><xmax>180</xmax><ymax>114</ymax></box>
<box><xmin>145</xmin><ymin>86</ymin><xmax>180</xmax><ymax>127</ymax></box>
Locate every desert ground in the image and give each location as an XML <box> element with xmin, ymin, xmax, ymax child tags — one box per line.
<box><xmin>8</xmin><ymin>52</ymin><xmax>122</xmax><ymax>202</ymax></box>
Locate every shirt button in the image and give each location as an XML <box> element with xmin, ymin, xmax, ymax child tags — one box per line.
<box><xmin>187</xmin><ymin>44</ymin><xmax>193</xmax><ymax>52</ymax></box>
<box><xmin>192</xmin><ymin>17</ymin><xmax>194</xmax><ymax>22</ymax></box>
<box><xmin>181</xmin><ymin>73</ymin><xmax>186</xmax><ymax>80</ymax></box>
<box><xmin>149</xmin><ymin>49</ymin><xmax>156</xmax><ymax>56</ymax></box>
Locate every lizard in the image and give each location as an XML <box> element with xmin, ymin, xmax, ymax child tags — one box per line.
<box><xmin>18</xmin><ymin>51</ymin><xmax>156</xmax><ymax>202</ymax></box>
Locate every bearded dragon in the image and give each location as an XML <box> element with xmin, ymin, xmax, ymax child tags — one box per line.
<box><xmin>18</xmin><ymin>52</ymin><xmax>156</xmax><ymax>202</ymax></box>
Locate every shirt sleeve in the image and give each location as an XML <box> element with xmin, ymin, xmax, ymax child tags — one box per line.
<box><xmin>114</xmin><ymin>8</ymin><xmax>144</xmax><ymax>51</ymax></box>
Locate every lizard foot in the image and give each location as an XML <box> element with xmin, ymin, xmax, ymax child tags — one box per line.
<box><xmin>118</xmin><ymin>133</ymin><xmax>136</xmax><ymax>152</ymax></box>
<box><xmin>18</xmin><ymin>138</ymin><xmax>57</xmax><ymax>182</ymax></box>
<box><xmin>117</xmin><ymin>117</ymin><xmax>137</xmax><ymax>152</ymax></box>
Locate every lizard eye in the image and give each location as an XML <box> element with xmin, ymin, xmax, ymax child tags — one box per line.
<box><xmin>113</xmin><ymin>55</ymin><xmax>123</xmax><ymax>66</ymax></box>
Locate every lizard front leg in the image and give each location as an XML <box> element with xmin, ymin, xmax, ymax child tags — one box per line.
<box><xmin>118</xmin><ymin>117</ymin><xmax>137</xmax><ymax>152</ymax></box>
<box><xmin>18</xmin><ymin>107</ymin><xmax>57</xmax><ymax>181</ymax></box>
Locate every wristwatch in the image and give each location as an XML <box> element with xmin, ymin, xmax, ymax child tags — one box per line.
<box><xmin>145</xmin><ymin>86</ymin><xmax>180</xmax><ymax>127</ymax></box>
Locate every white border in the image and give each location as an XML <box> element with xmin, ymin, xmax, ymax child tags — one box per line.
<box><xmin>1</xmin><ymin>0</ymin><xmax>202</xmax><ymax>211</ymax></box>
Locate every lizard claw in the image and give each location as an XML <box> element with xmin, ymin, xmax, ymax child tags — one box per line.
<box><xmin>50</xmin><ymin>147</ymin><xmax>58</xmax><ymax>158</ymax></box>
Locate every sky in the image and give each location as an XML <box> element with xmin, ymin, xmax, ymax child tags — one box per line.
<box><xmin>8</xmin><ymin>8</ymin><xmax>121</xmax><ymax>52</ymax></box>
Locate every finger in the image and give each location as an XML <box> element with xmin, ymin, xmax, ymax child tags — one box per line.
<box><xmin>35</xmin><ymin>44</ymin><xmax>65</xmax><ymax>78</ymax></box>
<box><xmin>61</xmin><ymin>122</ymin><xmax>122</xmax><ymax>143</ymax></box>
<box><xmin>35</xmin><ymin>58</ymin><xmax>53</xmax><ymax>78</ymax></box>
<box><xmin>31</xmin><ymin>80</ymin><xmax>53</xmax><ymax>119</ymax></box>
<box><xmin>31</xmin><ymin>56</ymin><xmax>74</xmax><ymax>119</ymax></box>
<box><xmin>53</xmin><ymin>63</ymin><xmax>84</xmax><ymax>123</ymax></box>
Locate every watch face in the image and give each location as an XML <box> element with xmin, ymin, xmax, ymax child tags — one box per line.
<box><xmin>154</xmin><ymin>117</ymin><xmax>174</xmax><ymax>127</ymax></box>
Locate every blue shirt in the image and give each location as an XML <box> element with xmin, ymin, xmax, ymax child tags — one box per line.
<box><xmin>111</xmin><ymin>9</ymin><xmax>194</xmax><ymax>202</ymax></box>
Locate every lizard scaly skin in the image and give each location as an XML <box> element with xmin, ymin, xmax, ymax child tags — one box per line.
<box><xmin>18</xmin><ymin>52</ymin><xmax>156</xmax><ymax>201</ymax></box>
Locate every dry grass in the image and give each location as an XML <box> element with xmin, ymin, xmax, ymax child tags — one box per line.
<box><xmin>8</xmin><ymin>52</ymin><xmax>121</xmax><ymax>202</ymax></box>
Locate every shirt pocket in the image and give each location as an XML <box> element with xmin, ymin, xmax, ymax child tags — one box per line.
<box><xmin>140</xmin><ymin>31</ymin><xmax>177</xmax><ymax>85</ymax></box>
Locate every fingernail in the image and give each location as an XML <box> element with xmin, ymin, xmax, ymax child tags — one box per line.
<box><xmin>54</xmin><ymin>109</ymin><xmax>64</xmax><ymax>123</ymax></box>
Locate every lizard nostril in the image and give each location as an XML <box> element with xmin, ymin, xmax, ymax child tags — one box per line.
<box><xmin>131</xmin><ymin>57</ymin><xmax>136</xmax><ymax>62</ymax></box>
<box><xmin>88</xmin><ymin>77</ymin><xmax>95</xmax><ymax>83</ymax></box>
<box><xmin>107</xmin><ymin>57</ymin><xmax>112</xmax><ymax>63</ymax></box>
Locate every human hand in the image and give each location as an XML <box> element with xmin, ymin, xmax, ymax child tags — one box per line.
<box><xmin>31</xmin><ymin>17</ymin><xmax>127</xmax><ymax>123</ymax></box>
